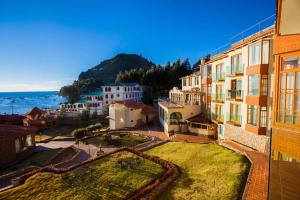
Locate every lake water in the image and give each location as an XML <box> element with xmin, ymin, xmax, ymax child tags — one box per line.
<box><xmin>0</xmin><ymin>91</ymin><xmax>66</xmax><ymax>115</ymax></box>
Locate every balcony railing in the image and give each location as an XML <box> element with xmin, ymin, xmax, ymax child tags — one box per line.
<box><xmin>226</xmin><ymin>64</ymin><xmax>244</xmax><ymax>76</ymax></box>
<box><xmin>226</xmin><ymin>90</ymin><xmax>243</xmax><ymax>101</ymax></box>
<box><xmin>211</xmin><ymin>93</ymin><xmax>225</xmax><ymax>103</ymax></box>
<box><xmin>212</xmin><ymin>113</ymin><xmax>224</xmax><ymax>123</ymax></box>
<box><xmin>212</xmin><ymin>72</ymin><xmax>225</xmax><ymax>82</ymax></box>
<box><xmin>226</xmin><ymin>113</ymin><xmax>242</xmax><ymax>126</ymax></box>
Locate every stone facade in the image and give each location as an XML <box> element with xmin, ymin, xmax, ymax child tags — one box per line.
<box><xmin>224</xmin><ymin>124</ymin><xmax>270</xmax><ymax>154</ymax></box>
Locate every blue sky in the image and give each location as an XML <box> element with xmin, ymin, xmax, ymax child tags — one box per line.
<box><xmin>0</xmin><ymin>0</ymin><xmax>275</xmax><ymax>92</ymax></box>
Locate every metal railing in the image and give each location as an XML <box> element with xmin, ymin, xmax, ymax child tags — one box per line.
<box><xmin>200</xmin><ymin>14</ymin><xmax>275</xmax><ymax>58</ymax></box>
<box><xmin>226</xmin><ymin>90</ymin><xmax>243</xmax><ymax>100</ymax></box>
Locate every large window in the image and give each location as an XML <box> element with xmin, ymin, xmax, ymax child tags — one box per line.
<box><xmin>278</xmin><ymin>56</ymin><xmax>300</xmax><ymax>125</ymax></box>
<box><xmin>248</xmin><ymin>75</ymin><xmax>259</xmax><ymax>96</ymax></box>
<box><xmin>231</xmin><ymin>54</ymin><xmax>242</xmax><ymax>72</ymax></box>
<box><xmin>249</xmin><ymin>43</ymin><xmax>261</xmax><ymax>66</ymax></box>
<box><xmin>249</xmin><ymin>40</ymin><xmax>270</xmax><ymax>66</ymax></box>
<box><xmin>247</xmin><ymin>105</ymin><xmax>258</xmax><ymax>126</ymax></box>
<box><xmin>229</xmin><ymin>103</ymin><xmax>241</xmax><ymax>124</ymax></box>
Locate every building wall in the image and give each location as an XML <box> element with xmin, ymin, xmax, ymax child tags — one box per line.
<box><xmin>0</xmin><ymin>137</ymin><xmax>16</xmax><ymax>166</ymax></box>
<box><xmin>109</xmin><ymin>103</ymin><xmax>153</xmax><ymax>130</ymax></box>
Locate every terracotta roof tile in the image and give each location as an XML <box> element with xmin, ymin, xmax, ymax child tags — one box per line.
<box><xmin>26</xmin><ymin>107</ymin><xmax>46</xmax><ymax>118</ymax></box>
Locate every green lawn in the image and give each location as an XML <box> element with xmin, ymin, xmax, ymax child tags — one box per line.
<box><xmin>0</xmin><ymin>151</ymin><xmax>164</xmax><ymax>200</ymax></box>
<box><xmin>146</xmin><ymin>142</ymin><xmax>250</xmax><ymax>200</ymax></box>
<box><xmin>86</xmin><ymin>134</ymin><xmax>149</xmax><ymax>148</ymax></box>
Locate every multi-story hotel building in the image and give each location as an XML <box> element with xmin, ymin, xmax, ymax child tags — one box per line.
<box><xmin>207</xmin><ymin>26</ymin><xmax>275</xmax><ymax>153</ymax></box>
<box><xmin>102</xmin><ymin>83</ymin><xmax>143</xmax><ymax>106</ymax></box>
<box><xmin>269</xmin><ymin>0</ymin><xmax>300</xmax><ymax>199</ymax></box>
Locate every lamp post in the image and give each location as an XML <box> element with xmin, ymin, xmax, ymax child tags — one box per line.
<box><xmin>11</xmin><ymin>100</ymin><xmax>15</xmax><ymax>114</ymax></box>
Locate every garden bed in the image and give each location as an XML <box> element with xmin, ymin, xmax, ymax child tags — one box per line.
<box><xmin>0</xmin><ymin>151</ymin><xmax>164</xmax><ymax>200</ymax></box>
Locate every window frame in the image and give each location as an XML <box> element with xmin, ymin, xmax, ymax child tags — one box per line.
<box><xmin>276</xmin><ymin>52</ymin><xmax>300</xmax><ymax>127</ymax></box>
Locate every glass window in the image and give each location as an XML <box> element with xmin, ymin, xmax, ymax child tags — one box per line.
<box><xmin>262</xmin><ymin>41</ymin><xmax>269</xmax><ymax>64</ymax></box>
<box><xmin>248</xmin><ymin>75</ymin><xmax>259</xmax><ymax>96</ymax></box>
<box><xmin>260</xmin><ymin>107</ymin><xmax>267</xmax><ymax>127</ymax></box>
<box><xmin>249</xmin><ymin>43</ymin><xmax>261</xmax><ymax>66</ymax></box>
<box><xmin>247</xmin><ymin>105</ymin><xmax>258</xmax><ymax>126</ymax></box>
<box><xmin>278</xmin><ymin>57</ymin><xmax>300</xmax><ymax>125</ymax></box>
<box><xmin>284</xmin><ymin>57</ymin><xmax>299</xmax><ymax>69</ymax></box>
<box><xmin>261</xmin><ymin>75</ymin><xmax>268</xmax><ymax>96</ymax></box>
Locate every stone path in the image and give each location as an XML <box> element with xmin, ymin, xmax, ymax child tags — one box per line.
<box><xmin>221</xmin><ymin>140</ymin><xmax>269</xmax><ymax>200</ymax></box>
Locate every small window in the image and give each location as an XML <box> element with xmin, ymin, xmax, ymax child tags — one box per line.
<box><xmin>260</xmin><ymin>107</ymin><xmax>267</xmax><ymax>128</ymax></box>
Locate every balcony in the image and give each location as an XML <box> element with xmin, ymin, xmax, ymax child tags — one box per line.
<box><xmin>226</xmin><ymin>64</ymin><xmax>244</xmax><ymax>76</ymax></box>
<box><xmin>212</xmin><ymin>72</ymin><xmax>225</xmax><ymax>82</ymax></box>
<box><xmin>211</xmin><ymin>93</ymin><xmax>225</xmax><ymax>103</ymax></box>
<box><xmin>226</xmin><ymin>113</ymin><xmax>242</xmax><ymax>126</ymax></box>
<box><xmin>211</xmin><ymin>113</ymin><xmax>224</xmax><ymax>124</ymax></box>
<box><xmin>226</xmin><ymin>90</ymin><xmax>243</xmax><ymax>101</ymax></box>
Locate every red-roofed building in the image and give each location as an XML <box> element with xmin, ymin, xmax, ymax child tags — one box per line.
<box><xmin>108</xmin><ymin>100</ymin><xmax>156</xmax><ymax>130</ymax></box>
<box><xmin>23</xmin><ymin>107</ymin><xmax>59</xmax><ymax>128</ymax></box>
<box><xmin>0</xmin><ymin>125</ymin><xmax>36</xmax><ymax>166</ymax></box>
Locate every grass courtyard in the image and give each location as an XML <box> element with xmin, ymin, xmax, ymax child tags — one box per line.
<box><xmin>0</xmin><ymin>151</ymin><xmax>164</xmax><ymax>200</ymax></box>
<box><xmin>146</xmin><ymin>142</ymin><xmax>250</xmax><ymax>200</ymax></box>
<box><xmin>86</xmin><ymin>134</ymin><xmax>150</xmax><ymax>148</ymax></box>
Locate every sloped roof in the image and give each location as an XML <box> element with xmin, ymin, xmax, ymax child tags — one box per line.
<box><xmin>26</xmin><ymin>107</ymin><xmax>46</xmax><ymax>118</ymax></box>
<box><xmin>186</xmin><ymin>113</ymin><xmax>212</xmax><ymax>124</ymax></box>
<box><xmin>0</xmin><ymin>125</ymin><xmax>37</xmax><ymax>137</ymax></box>
<box><xmin>113</xmin><ymin>100</ymin><xmax>156</xmax><ymax>115</ymax></box>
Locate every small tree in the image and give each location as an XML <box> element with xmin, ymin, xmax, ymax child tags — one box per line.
<box><xmin>72</xmin><ymin>128</ymin><xmax>87</xmax><ymax>144</ymax></box>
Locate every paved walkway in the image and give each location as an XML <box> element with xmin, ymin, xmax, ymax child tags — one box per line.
<box><xmin>221</xmin><ymin>140</ymin><xmax>269</xmax><ymax>200</ymax></box>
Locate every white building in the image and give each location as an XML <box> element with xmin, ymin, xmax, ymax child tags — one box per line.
<box><xmin>109</xmin><ymin>100</ymin><xmax>156</xmax><ymax>130</ymax></box>
<box><xmin>60</xmin><ymin>83</ymin><xmax>144</xmax><ymax>117</ymax></box>
<box><xmin>102</xmin><ymin>83</ymin><xmax>143</xmax><ymax>106</ymax></box>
